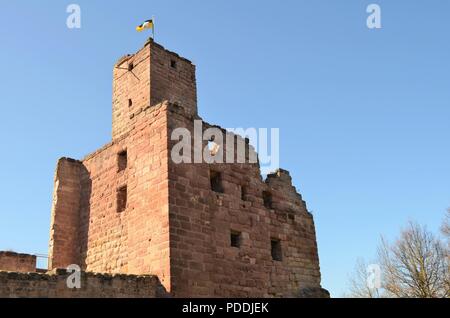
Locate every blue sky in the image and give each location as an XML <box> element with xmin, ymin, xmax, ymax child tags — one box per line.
<box><xmin>0</xmin><ymin>1</ymin><xmax>449</xmax><ymax>297</ymax></box>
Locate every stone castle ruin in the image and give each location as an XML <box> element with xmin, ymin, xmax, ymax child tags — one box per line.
<box><xmin>0</xmin><ymin>39</ymin><xmax>328</xmax><ymax>298</ymax></box>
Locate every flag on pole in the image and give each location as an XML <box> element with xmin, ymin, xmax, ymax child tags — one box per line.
<box><xmin>136</xmin><ymin>19</ymin><xmax>154</xmax><ymax>32</ymax></box>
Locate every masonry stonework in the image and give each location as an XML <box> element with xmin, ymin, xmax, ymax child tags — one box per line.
<box><xmin>1</xmin><ymin>38</ymin><xmax>328</xmax><ymax>298</ymax></box>
<box><xmin>0</xmin><ymin>252</ymin><xmax>36</xmax><ymax>273</ymax></box>
<box><xmin>0</xmin><ymin>270</ymin><xmax>168</xmax><ymax>298</ymax></box>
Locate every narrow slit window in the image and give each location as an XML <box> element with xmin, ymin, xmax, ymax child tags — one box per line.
<box><xmin>230</xmin><ymin>231</ymin><xmax>241</xmax><ymax>248</ymax></box>
<box><xmin>210</xmin><ymin>170</ymin><xmax>224</xmax><ymax>193</ymax></box>
<box><xmin>271</xmin><ymin>239</ymin><xmax>282</xmax><ymax>261</ymax></box>
<box><xmin>128</xmin><ymin>62</ymin><xmax>134</xmax><ymax>71</ymax></box>
<box><xmin>128</xmin><ymin>99</ymin><xmax>133</xmax><ymax>107</ymax></box>
<box><xmin>117</xmin><ymin>185</ymin><xmax>127</xmax><ymax>213</ymax></box>
<box><xmin>263</xmin><ymin>191</ymin><xmax>273</xmax><ymax>209</ymax></box>
<box><xmin>170</xmin><ymin>59</ymin><xmax>177</xmax><ymax>69</ymax></box>
<box><xmin>240</xmin><ymin>185</ymin><xmax>247</xmax><ymax>201</ymax></box>
<box><xmin>117</xmin><ymin>150</ymin><xmax>127</xmax><ymax>172</ymax></box>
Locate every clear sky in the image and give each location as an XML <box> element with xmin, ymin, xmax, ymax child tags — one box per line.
<box><xmin>0</xmin><ymin>1</ymin><xmax>449</xmax><ymax>297</ymax></box>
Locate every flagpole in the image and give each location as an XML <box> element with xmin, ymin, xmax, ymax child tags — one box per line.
<box><xmin>152</xmin><ymin>15</ymin><xmax>155</xmax><ymax>40</ymax></box>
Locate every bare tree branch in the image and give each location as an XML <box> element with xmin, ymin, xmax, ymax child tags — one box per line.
<box><xmin>442</xmin><ymin>209</ymin><xmax>450</xmax><ymax>239</ymax></box>
<box><xmin>378</xmin><ymin>221</ymin><xmax>448</xmax><ymax>298</ymax></box>
<box><xmin>346</xmin><ymin>214</ymin><xmax>449</xmax><ymax>298</ymax></box>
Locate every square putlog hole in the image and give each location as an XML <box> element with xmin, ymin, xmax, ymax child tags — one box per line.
<box><xmin>230</xmin><ymin>231</ymin><xmax>241</xmax><ymax>248</ymax></box>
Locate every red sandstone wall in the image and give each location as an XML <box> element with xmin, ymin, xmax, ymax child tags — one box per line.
<box><xmin>112</xmin><ymin>44</ymin><xmax>150</xmax><ymax>139</ymax></box>
<box><xmin>0</xmin><ymin>252</ymin><xmax>36</xmax><ymax>273</ymax></box>
<box><xmin>112</xmin><ymin>39</ymin><xmax>197</xmax><ymax>140</ymax></box>
<box><xmin>48</xmin><ymin>158</ymin><xmax>83</xmax><ymax>269</ymax></box>
<box><xmin>50</xmin><ymin>39</ymin><xmax>198</xmax><ymax>292</ymax></box>
<box><xmin>48</xmin><ymin>104</ymin><xmax>171</xmax><ymax>291</ymax></box>
<box><xmin>166</xmin><ymin>106</ymin><xmax>325</xmax><ymax>297</ymax></box>
<box><xmin>76</xmin><ymin>103</ymin><xmax>171</xmax><ymax>291</ymax></box>
<box><xmin>0</xmin><ymin>270</ymin><xmax>167</xmax><ymax>298</ymax></box>
<box><xmin>149</xmin><ymin>41</ymin><xmax>197</xmax><ymax>117</ymax></box>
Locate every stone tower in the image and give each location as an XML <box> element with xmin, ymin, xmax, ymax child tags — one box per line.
<box><xmin>47</xmin><ymin>39</ymin><xmax>328</xmax><ymax>297</ymax></box>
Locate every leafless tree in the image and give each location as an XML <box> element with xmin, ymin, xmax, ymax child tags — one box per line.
<box><xmin>441</xmin><ymin>209</ymin><xmax>450</xmax><ymax>239</ymax></box>
<box><xmin>346</xmin><ymin>216</ymin><xmax>449</xmax><ymax>298</ymax></box>
<box><xmin>378</xmin><ymin>221</ymin><xmax>449</xmax><ymax>298</ymax></box>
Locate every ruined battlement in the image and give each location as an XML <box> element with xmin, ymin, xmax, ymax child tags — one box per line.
<box><xmin>115</xmin><ymin>38</ymin><xmax>194</xmax><ymax>67</ymax></box>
